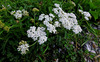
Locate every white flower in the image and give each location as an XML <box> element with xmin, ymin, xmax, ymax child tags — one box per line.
<box><xmin>2</xmin><ymin>5</ymin><xmax>5</xmax><ymax>8</ymax></box>
<box><xmin>49</xmin><ymin>17</ymin><xmax>53</xmax><ymax>21</ymax></box>
<box><xmin>78</xmin><ymin>9</ymin><xmax>83</xmax><ymax>13</ymax></box>
<box><xmin>54</xmin><ymin>3</ymin><xmax>60</xmax><ymax>8</ymax></box>
<box><xmin>10</xmin><ymin>10</ymin><xmax>15</xmax><ymax>15</ymax></box>
<box><xmin>27</xmin><ymin>26</ymin><xmax>47</xmax><ymax>44</ymax></box>
<box><xmin>84</xmin><ymin>17</ymin><xmax>89</xmax><ymax>20</ymax></box>
<box><xmin>49</xmin><ymin>13</ymin><xmax>55</xmax><ymax>18</ymax></box>
<box><xmin>7</xmin><ymin>5</ymin><xmax>11</xmax><ymax>9</ymax></box>
<box><xmin>37</xmin><ymin>27</ymin><xmax>46</xmax><ymax>37</ymax></box>
<box><xmin>27</xmin><ymin>26</ymin><xmax>38</xmax><ymax>41</ymax></box>
<box><xmin>43</xmin><ymin>20</ymin><xmax>50</xmax><ymax>26</ymax></box>
<box><xmin>52</xmin><ymin>3</ymin><xmax>82</xmax><ymax>34</ymax></box>
<box><xmin>39</xmin><ymin>13</ymin><xmax>57</xmax><ymax>34</ymax></box>
<box><xmin>11</xmin><ymin>9</ymin><xmax>29</xmax><ymax>19</ymax></box>
<box><xmin>61</xmin><ymin>19</ymin><xmax>72</xmax><ymax>30</ymax></box>
<box><xmin>54</xmin><ymin>21</ymin><xmax>60</xmax><ymax>27</ymax></box>
<box><xmin>83</xmin><ymin>11</ymin><xmax>91</xmax><ymax>20</ymax></box>
<box><xmin>38</xmin><ymin>3</ymin><xmax>82</xmax><ymax>34</ymax></box>
<box><xmin>16</xmin><ymin>10</ymin><xmax>22</xmax><ymax>14</ymax></box>
<box><xmin>78</xmin><ymin>9</ymin><xmax>91</xmax><ymax>20</ymax></box>
<box><xmin>14</xmin><ymin>13</ymin><xmax>22</xmax><ymax>19</ymax></box>
<box><xmin>45</xmin><ymin>15</ymin><xmax>50</xmax><ymax>21</ymax></box>
<box><xmin>13</xmin><ymin>10</ymin><xmax>22</xmax><ymax>19</ymax></box>
<box><xmin>67</xmin><ymin>13</ymin><xmax>76</xmax><ymax>19</ymax></box>
<box><xmin>17</xmin><ymin>40</ymin><xmax>29</xmax><ymax>55</ymax></box>
<box><xmin>47</xmin><ymin>24</ymin><xmax>57</xmax><ymax>34</ymax></box>
<box><xmin>72</xmin><ymin>25</ymin><xmax>82</xmax><ymax>34</ymax></box>
<box><xmin>83</xmin><ymin>12</ymin><xmax>91</xmax><ymax>17</ymax></box>
<box><xmin>52</xmin><ymin>8</ymin><xmax>59</xmax><ymax>14</ymax></box>
<box><xmin>39</xmin><ymin>14</ymin><xmax>45</xmax><ymax>21</ymax></box>
<box><xmin>38</xmin><ymin>36</ymin><xmax>47</xmax><ymax>45</ymax></box>
<box><xmin>22</xmin><ymin>9</ymin><xmax>29</xmax><ymax>16</ymax></box>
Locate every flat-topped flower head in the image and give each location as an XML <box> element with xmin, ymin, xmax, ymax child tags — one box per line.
<box><xmin>39</xmin><ymin>14</ymin><xmax>45</xmax><ymax>21</ymax></box>
<box><xmin>22</xmin><ymin>9</ymin><xmax>29</xmax><ymax>16</ymax></box>
<box><xmin>72</xmin><ymin>25</ymin><xmax>82</xmax><ymax>34</ymax></box>
<box><xmin>49</xmin><ymin>13</ymin><xmax>55</xmax><ymax>18</ymax></box>
<box><xmin>13</xmin><ymin>10</ymin><xmax>22</xmax><ymax>19</ymax></box>
<box><xmin>54</xmin><ymin>3</ymin><xmax>60</xmax><ymax>8</ymax></box>
<box><xmin>10</xmin><ymin>10</ymin><xmax>15</xmax><ymax>15</ymax></box>
<box><xmin>52</xmin><ymin>3</ymin><xmax>82</xmax><ymax>34</ymax></box>
<box><xmin>10</xmin><ymin>9</ymin><xmax>29</xmax><ymax>19</ymax></box>
<box><xmin>39</xmin><ymin>13</ymin><xmax>57</xmax><ymax>34</ymax></box>
<box><xmin>27</xmin><ymin>26</ymin><xmax>47</xmax><ymax>44</ymax></box>
<box><xmin>17</xmin><ymin>40</ymin><xmax>29</xmax><ymax>55</ymax></box>
<box><xmin>78</xmin><ymin>9</ymin><xmax>92</xmax><ymax>20</ymax></box>
<box><xmin>54</xmin><ymin>21</ymin><xmax>60</xmax><ymax>27</ymax></box>
<box><xmin>38</xmin><ymin>36</ymin><xmax>47</xmax><ymax>45</ymax></box>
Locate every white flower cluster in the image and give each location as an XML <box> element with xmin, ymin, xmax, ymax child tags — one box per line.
<box><xmin>52</xmin><ymin>3</ymin><xmax>82</xmax><ymax>34</ymax></box>
<box><xmin>17</xmin><ymin>40</ymin><xmax>29</xmax><ymax>55</ymax></box>
<box><xmin>39</xmin><ymin>13</ymin><xmax>60</xmax><ymax>34</ymax></box>
<box><xmin>78</xmin><ymin>9</ymin><xmax>91</xmax><ymax>20</ymax></box>
<box><xmin>22</xmin><ymin>9</ymin><xmax>29</xmax><ymax>16</ymax></box>
<box><xmin>10</xmin><ymin>9</ymin><xmax>29</xmax><ymax>19</ymax></box>
<box><xmin>11</xmin><ymin>10</ymin><xmax>22</xmax><ymax>19</ymax></box>
<box><xmin>72</xmin><ymin>25</ymin><xmax>82</xmax><ymax>34</ymax></box>
<box><xmin>27</xmin><ymin>26</ymin><xmax>47</xmax><ymax>44</ymax></box>
<box><xmin>54</xmin><ymin>21</ymin><xmax>60</xmax><ymax>27</ymax></box>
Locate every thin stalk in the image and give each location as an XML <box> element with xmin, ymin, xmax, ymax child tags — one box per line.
<box><xmin>34</xmin><ymin>12</ymin><xmax>36</xmax><ymax>25</ymax></box>
<box><xmin>29</xmin><ymin>41</ymin><xmax>37</xmax><ymax>47</ymax></box>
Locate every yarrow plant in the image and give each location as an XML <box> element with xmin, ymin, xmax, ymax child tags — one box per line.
<box><xmin>16</xmin><ymin>3</ymin><xmax>83</xmax><ymax>55</ymax></box>
<box><xmin>27</xmin><ymin>26</ymin><xmax>47</xmax><ymax>44</ymax></box>
<box><xmin>53</xmin><ymin>3</ymin><xmax>82</xmax><ymax>34</ymax></box>
<box><xmin>22</xmin><ymin>9</ymin><xmax>29</xmax><ymax>16</ymax></box>
<box><xmin>17</xmin><ymin>40</ymin><xmax>29</xmax><ymax>55</ymax></box>
<box><xmin>11</xmin><ymin>10</ymin><xmax>22</xmax><ymax>19</ymax></box>
<box><xmin>39</xmin><ymin>13</ymin><xmax>60</xmax><ymax>34</ymax></box>
<box><xmin>78</xmin><ymin>9</ymin><xmax>91</xmax><ymax>20</ymax></box>
<box><xmin>10</xmin><ymin>9</ymin><xmax>29</xmax><ymax>19</ymax></box>
<box><xmin>39</xmin><ymin>3</ymin><xmax>82</xmax><ymax>34</ymax></box>
<box><xmin>0</xmin><ymin>0</ymin><xmax>99</xmax><ymax>61</ymax></box>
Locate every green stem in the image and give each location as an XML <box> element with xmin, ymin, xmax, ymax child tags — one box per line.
<box><xmin>19</xmin><ymin>19</ymin><xmax>22</xmax><ymax>28</ymax></box>
<box><xmin>29</xmin><ymin>41</ymin><xmax>37</xmax><ymax>47</ymax></box>
<box><xmin>43</xmin><ymin>46</ymin><xmax>49</xmax><ymax>54</ymax></box>
<box><xmin>34</xmin><ymin>12</ymin><xmax>36</xmax><ymax>25</ymax></box>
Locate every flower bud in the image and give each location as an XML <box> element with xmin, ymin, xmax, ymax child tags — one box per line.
<box><xmin>30</xmin><ymin>18</ymin><xmax>34</xmax><ymax>23</ymax></box>
<box><xmin>32</xmin><ymin>8</ymin><xmax>39</xmax><ymax>12</ymax></box>
<box><xmin>3</xmin><ymin>26</ymin><xmax>10</xmax><ymax>32</ymax></box>
<box><xmin>0</xmin><ymin>20</ymin><xmax>5</xmax><ymax>28</ymax></box>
